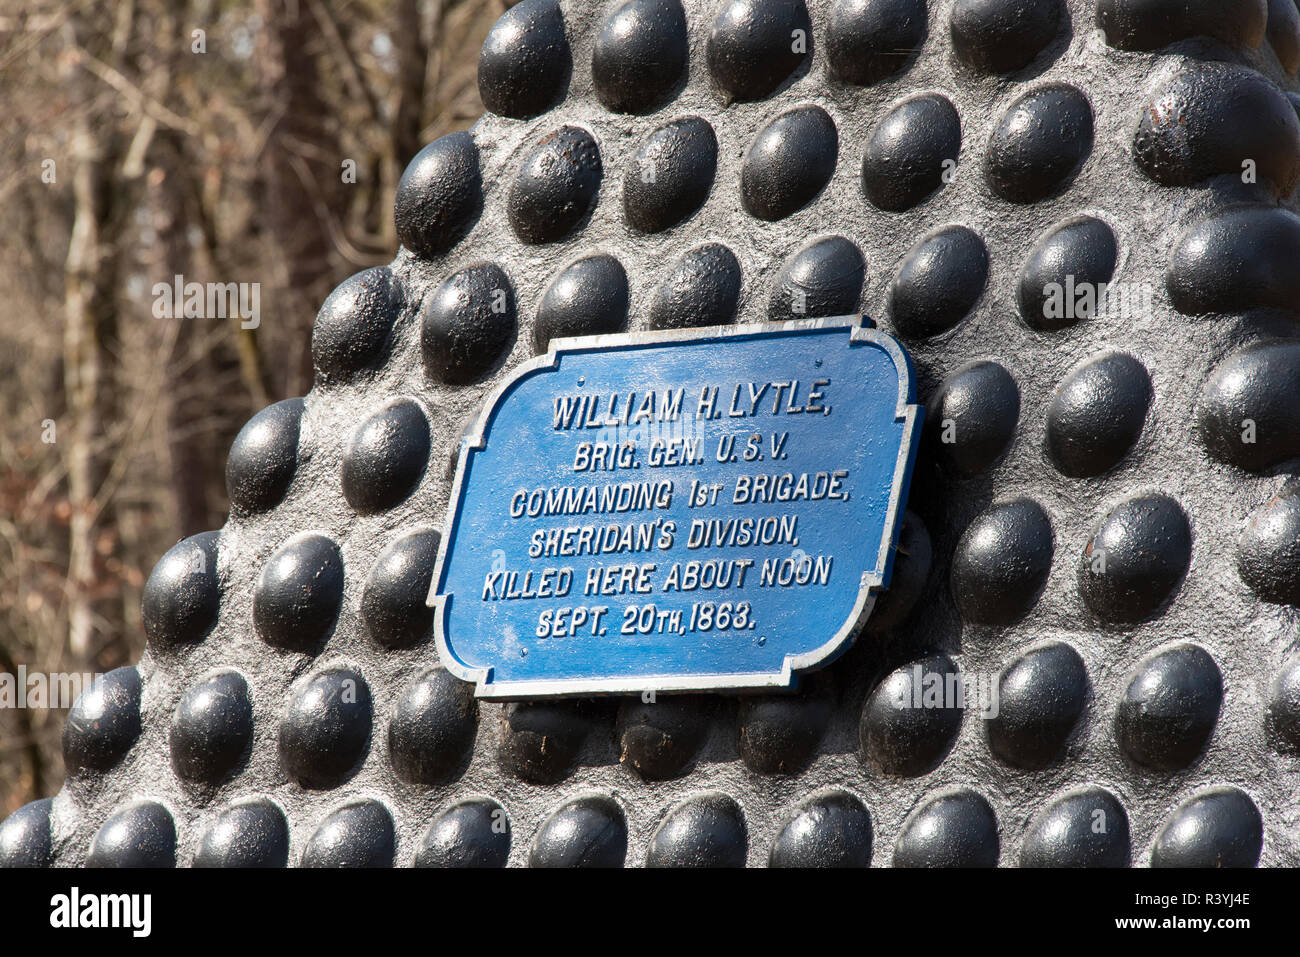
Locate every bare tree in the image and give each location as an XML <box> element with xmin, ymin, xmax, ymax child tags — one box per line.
<box><xmin>0</xmin><ymin>0</ymin><xmax>501</xmax><ymax>815</ymax></box>
<box><xmin>61</xmin><ymin>8</ymin><xmax>136</xmax><ymax>664</ymax></box>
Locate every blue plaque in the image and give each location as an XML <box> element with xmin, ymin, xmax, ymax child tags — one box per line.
<box><xmin>428</xmin><ymin>316</ymin><xmax>922</xmax><ymax>697</ymax></box>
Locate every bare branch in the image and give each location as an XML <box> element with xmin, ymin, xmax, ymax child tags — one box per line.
<box><xmin>69</xmin><ymin>44</ymin><xmax>202</xmax><ymax>138</ymax></box>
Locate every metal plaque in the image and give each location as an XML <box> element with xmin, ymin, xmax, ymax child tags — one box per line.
<box><xmin>429</xmin><ymin>316</ymin><xmax>922</xmax><ymax>698</ymax></box>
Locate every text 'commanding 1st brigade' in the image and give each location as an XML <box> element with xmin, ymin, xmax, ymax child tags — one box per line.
<box><xmin>428</xmin><ymin>316</ymin><xmax>922</xmax><ymax>698</ymax></box>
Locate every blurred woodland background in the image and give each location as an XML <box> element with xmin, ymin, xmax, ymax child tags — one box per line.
<box><xmin>0</xmin><ymin>0</ymin><xmax>502</xmax><ymax>815</ymax></box>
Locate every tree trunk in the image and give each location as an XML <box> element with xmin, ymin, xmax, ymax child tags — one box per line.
<box><xmin>63</xmin><ymin>115</ymin><xmax>124</xmax><ymax>663</ymax></box>
<box><xmin>256</xmin><ymin>0</ymin><xmax>341</xmax><ymax>396</ymax></box>
<box><xmin>62</xmin><ymin>11</ymin><xmax>134</xmax><ymax>666</ymax></box>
